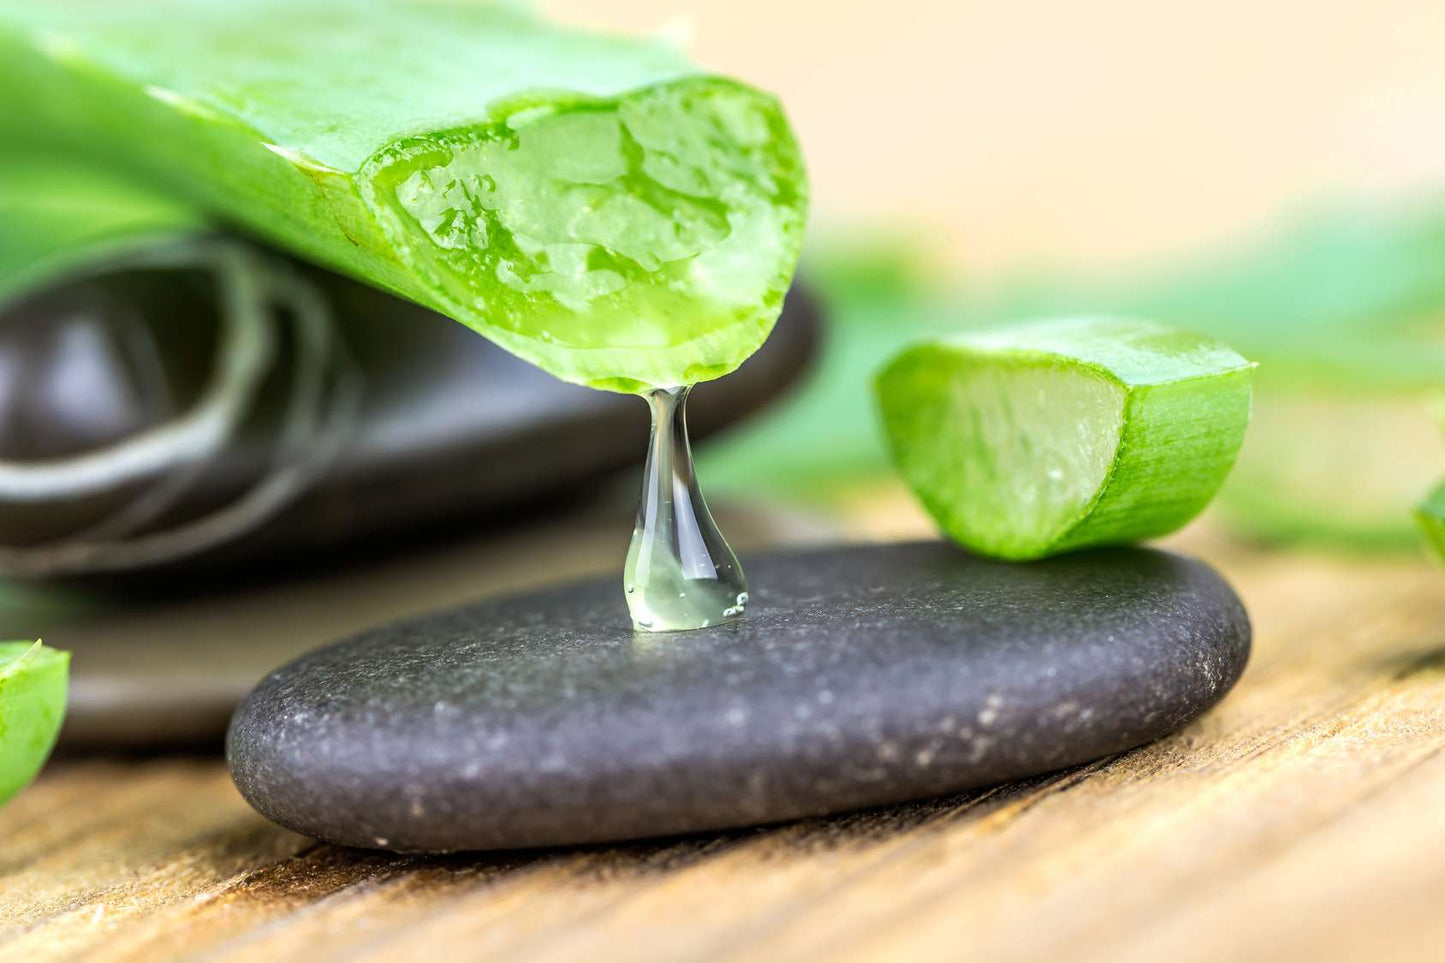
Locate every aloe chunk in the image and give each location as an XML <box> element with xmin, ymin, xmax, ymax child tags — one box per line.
<box><xmin>0</xmin><ymin>641</ymin><xmax>68</xmax><ymax>804</ymax></box>
<box><xmin>876</xmin><ymin>318</ymin><xmax>1254</xmax><ymax>560</ymax></box>
<box><xmin>0</xmin><ymin>0</ymin><xmax>808</xmax><ymax>391</ymax></box>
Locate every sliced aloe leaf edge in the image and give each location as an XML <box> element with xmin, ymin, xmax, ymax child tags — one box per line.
<box><xmin>876</xmin><ymin>317</ymin><xmax>1255</xmax><ymax>561</ymax></box>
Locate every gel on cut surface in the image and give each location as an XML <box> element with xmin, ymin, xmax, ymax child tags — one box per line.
<box><xmin>0</xmin><ymin>0</ymin><xmax>808</xmax><ymax>391</ymax></box>
<box><xmin>877</xmin><ymin>318</ymin><xmax>1254</xmax><ymax>561</ymax></box>
<box><xmin>0</xmin><ymin>641</ymin><xmax>69</xmax><ymax>805</ymax></box>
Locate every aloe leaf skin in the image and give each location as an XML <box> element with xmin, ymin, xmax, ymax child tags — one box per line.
<box><xmin>0</xmin><ymin>149</ymin><xmax>205</xmax><ymax>302</ymax></box>
<box><xmin>876</xmin><ymin>318</ymin><xmax>1254</xmax><ymax>561</ymax></box>
<box><xmin>0</xmin><ymin>641</ymin><xmax>69</xmax><ymax>805</ymax></box>
<box><xmin>0</xmin><ymin>0</ymin><xmax>808</xmax><ymax>392</ymax></box>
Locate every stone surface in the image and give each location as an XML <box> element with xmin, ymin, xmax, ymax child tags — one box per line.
<box><xmin>228</xmin><ymin>541</ymin><xmax>1251</xmax><ymax>852</ymax></box>
<box><xmin>16</xmin><ymin>501</ymin><xmax>835</xmax><ymax>750</ymax></box>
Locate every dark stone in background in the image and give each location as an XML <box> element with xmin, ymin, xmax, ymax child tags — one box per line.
<box><xmin>229</xmin><ymin>541</ymin><xmax>1251</xmax><ymax>853</ymax></box>
<box><xmin>1</xmin><ymin>251</ymin><xmax>822</xmax><ymax>749</ymax></box>
<box><xmin>0</xmin><ymin>254</ymin><xmax>819</xmax><ymax>577</ymax></box>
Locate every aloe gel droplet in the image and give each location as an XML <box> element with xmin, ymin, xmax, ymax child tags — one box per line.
<box><xmin>625</xmin><ymin>386</ymin><xmax>747</xmax><ymax>632</ymax></box>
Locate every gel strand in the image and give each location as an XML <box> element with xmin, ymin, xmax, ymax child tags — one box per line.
<box><xmin>624</xmin><ymin>385</ymin><xmax>747</xmax><ymax>632</ymax></box>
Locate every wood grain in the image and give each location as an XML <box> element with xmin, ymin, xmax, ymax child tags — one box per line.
<box><xmin>2</xmin><ymin>532</ymin><xmax>1443</xmax><ymax>963</ymax></box>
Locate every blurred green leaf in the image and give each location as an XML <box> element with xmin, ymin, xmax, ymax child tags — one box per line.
<box><xmin>703</xmin><ymin>200</ymin><xmax>1445</xmax><ymax>549</ymax></box>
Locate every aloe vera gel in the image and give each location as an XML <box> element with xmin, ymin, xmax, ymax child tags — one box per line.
<box><xmin>626</xmin><ymin>387</ymin><xmax>747</xmax><ymax>632</ymax></box>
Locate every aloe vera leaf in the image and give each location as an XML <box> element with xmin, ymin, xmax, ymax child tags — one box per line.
<box><xmin>876</xmin><ymin>318</ymin><xmax>1254</xmax><ymax>561</ymax></box>
<box><xmin>0</xmin><ymin>149</ymin><xmax>204</xmax><ymax>301</ymax></box>
<box><xmin>0</xmin><ymin>641</ymin><xmax>69</xmax><ymax>804</ymax></box>
<box><xmin>0</xmin><ymin>0</ymin><xmax>808</xmax><ymax>392</ymax></box>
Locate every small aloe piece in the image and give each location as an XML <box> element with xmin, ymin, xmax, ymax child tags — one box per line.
<box><xmin>0</xmin><ymin>0</ymin><xmax>808</xmax><ymax>392</ymax></box>
<box><xmin>0</xmin><ymin>641</ymin><xmax>69</xmax><ymax>805</ymax></box>
<box><xmin>876</xmin><ymin>318</ymin><xmax>1254</xmax><ymax>561</ymax></box>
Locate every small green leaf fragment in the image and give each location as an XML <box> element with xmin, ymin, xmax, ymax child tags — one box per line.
<box><xmin>876</xmin><ymin>318</ymin><xmax>1254</xmax><ymax>561</ymax></box>
<box><xmin>1417</xmin><ymin>482</ymin><xmax>1445</xmax><ymax>564</ymax></box>
<box><xmin>0</xmin><ymin>640</ymin><xmax>69</xmax><ymax>805</ymax></box>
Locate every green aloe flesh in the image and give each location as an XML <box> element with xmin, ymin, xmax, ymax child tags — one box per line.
<box><xmin>876</xmin><ymin>318</ymin><xmax>1254</xmax><ymax>561</ymax></box>
<box><xmin>0</xmin><ymin>0</ymin><xmax>808</xmax><ymax>392</ymax></box>
<box><xmin>0</xmin><ymin>641</ymin><xmax>69</xmax><ymax>805</ymax></box>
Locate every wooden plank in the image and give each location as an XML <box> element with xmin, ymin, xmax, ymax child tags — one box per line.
<box><xmin>1</xmin><ymin>541</ymin><xmax>1442</xmax><ymax>962</ymax></box>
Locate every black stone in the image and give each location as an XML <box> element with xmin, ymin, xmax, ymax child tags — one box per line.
<box><xmin>227</xmin><ymin>541</ymin><xmax>1250</xmax><ymax>852</ymax></box>
<box><xmin>0</xmin><ymin>248</ymin><xmax>818</xmax><ymax>578</ymax></box>
<box><xmin>42</xmin><ymin>502</ymin><xmax>835</xmax><ymax>750</ymax></box>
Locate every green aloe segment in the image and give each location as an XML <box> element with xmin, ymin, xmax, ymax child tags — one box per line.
<box><xmin>876</xmin><ymin>318</ymin><xmax>1254</xmax><ymax>560</ymax></box>
<box><xmin>0</xmin><ymin>641</ymin><xmax>69</xmax><ymax>805</ymax></box>
<box><xmin>0</xmin><ymin>0</ymin><xmax>808</xmax><ymax>391</ymax></box>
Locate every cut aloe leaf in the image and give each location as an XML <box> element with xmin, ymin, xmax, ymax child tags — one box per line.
<box><xmin>0</xmin><ymin>641</ymin><xmax>69</xmax><ymax>805</ymax></box>
<box><xmin>876</xmin><ymin>318</ymin><xmax>1254</xmax><ymax>561</ymax></box>
<box><xmin>0</xmin><ymin>0</ymin><xmax>808</xmax><ymax>392</ymax></box>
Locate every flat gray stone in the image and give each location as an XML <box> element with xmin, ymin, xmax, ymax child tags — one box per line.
<box><xmin>228</xmin><ymin>542</ymin><xmax>1250</xmax><ymax>852</ymax></box>
<box><xmin>39</xmin><ymin>502</ymin><xmax>835</xmax><ymax>750</ymax></box>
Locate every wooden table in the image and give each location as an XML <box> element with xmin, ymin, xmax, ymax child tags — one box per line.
<box><xmin>3</xmin><ymin>514</ymin><xmax>1444</xmax><ymax>962</ymax></box>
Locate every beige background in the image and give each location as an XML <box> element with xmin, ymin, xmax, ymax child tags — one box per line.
<box><xmin>544</xmin><ymin>0</ymin><xmax>1445</xmax><ymax>278</ymax></box>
